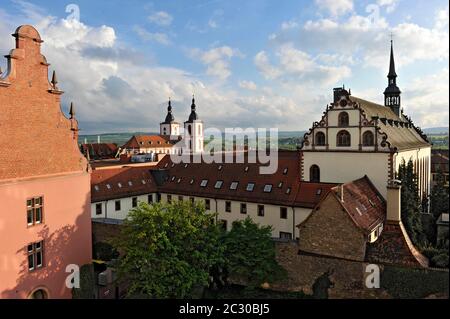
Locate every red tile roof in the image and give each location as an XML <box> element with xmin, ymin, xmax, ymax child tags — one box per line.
<box><xmin>81</xmin><ymin>143</ymin><xmax>118</xmax><ymax>160</ymax></box>
<box><xmin>122</xmin><ymin>135</ymin><xmax>175</xmax><ymax>149</ymax></box>
<box><xmin>155</xmin><ymin>150</ymin><xmax>336</xmax><ymax>207</ymax></box>
<box><xmin>91</xmin><ymin>167</ymin><xmax>157</xmax><ymax>202</ymax></box>
<box><xmin>331</xmin><ymin>176</ymin><xmax>386</xmax><ymax>233</ymax></box>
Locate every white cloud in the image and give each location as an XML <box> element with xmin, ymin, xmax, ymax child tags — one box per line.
<box><xmin>315</xmin><ymin>0</ymin><xmax>354</xmax><ymax>17</ymax></box>
<box><xmin>377</xmin><ymin>0</ymin><xmax>399</xmax><ymax>13</ymax></box>
<box><xmin>148</xmin><ymin>11</ymin><xmax>173</xmax><ymax>27</ymax></box>
<box><xmin>281</xmin><ymin>20</ymin><xmax>299</xmax><ymax>30</ymax></box>
<box><xmin>133</xmin><ymin>25</ymin><xmax>171</xmax><ymax>45</ymax></box>
<box><xmin>239</xmin><ymin>80</ymin><xmax>257</xmax><ymax>90</ymax></box>
<box><xmin>190</xmin><ymin>46</ymin><xmax>244</xmax><ymax>80</ymax></box>
<box><xmin>254</xmin><ymin>51</ymin><xmax>282</xmax><ymax>80</ymax></box>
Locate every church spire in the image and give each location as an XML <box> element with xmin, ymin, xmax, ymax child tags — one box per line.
<box><xmin>187</xmin><ymin>94</ymin><xmax>199</xmax><ymax>122</ymax></box>
<box><xmin>164</xmin><ymin>98</ymin><xmax>175</xmax><ymax>123</ymax></box>
<box><xmin>384</xmin><ymin>40</ymin><xmax>401</xmax><ymax>116</ymax></box>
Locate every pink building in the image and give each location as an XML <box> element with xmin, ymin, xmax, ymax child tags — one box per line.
<box><xmin>0</xmin><ymin>25</ymin><xmax>92</xmax><ymax>299</ymax></box>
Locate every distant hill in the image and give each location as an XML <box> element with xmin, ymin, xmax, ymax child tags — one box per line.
<box><xmin>423</xmin><ymin>127</ymin><xmax>449</xmax><ymax>135</ymax></box>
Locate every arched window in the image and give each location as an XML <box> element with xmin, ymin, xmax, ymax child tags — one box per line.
<box><xmin>337</xmin><ymin>130</ymin><xmax>351</xmax><ymax>147</ymax></box>
<box><xmin>187</xmin><ymin>125</ymin><xmax>192</xmax><ymax>135</ymax></box>
<box><xmin>338</xmin><ymin>112</ymin><xmax>349</xmax><ymax>127</ymax></box>
<box><xmin>30</xmin><ymin>289</ymin><xmax>48</xmax><ymax>299</ymax></box>
<box><xmin>310</xmin><ymin>165</ymin><xmax>320</xmax><ymax>182</ymax></box>
<box><xmin>362</xmin><ymin>131</ymin><xmax>374</xmax><ymax>146</ymax></box>
<box><xmin>315</xmin><ymin>132</ymin><xmax>326</xmax><ymax>146</ymax></box>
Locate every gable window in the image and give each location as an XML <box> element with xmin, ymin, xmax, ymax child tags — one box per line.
<box><xmin>310</xmin><ymin>165</ymin><xmax>320</xmax><ymax>183</ymax></box>
<box><xmin>225</xmin><ymin>201</ymin><xmax>231</xmax><ymax>212</ymax></box>
<box><xmin>280</xmin><ymin>207</ymin><xmax>288</xmax><ymax>219</ymax></box>
<box><xmin>115</xmin><ymin>200</ymin><xmax>121</xmax><ymax>211</ymax></box>
<box><xmin>205</xmin><ymin>199</ymin><xmax>211</xmax><ymax>210</ymax></box>
<box><xmin>95</xmin><ymin>203</ymin><xmax>102</xmax><ymax>215</ymax></box>
<box><xmin>132</xmin><ymin>197</ymin><xmax>138</xmax><ymax>208</ymax></box>
<box><xmin>258</xmin><ymin>205</ymin><xmax>265</xmax><ymax>217</ymax></box>
<box><xmin>337</xmin><ymin>130</ymin><xmax>351</xmax><ymax>147</ymax></box>
<box><xmin>263</xmin><ymin>184</ymin><xmax>273</xmax><ymax>193</ymax></box>
<box><xmin>362</xmin><ymin>131</ymin><xmax>375</xmax><ymax>146</ymax></box>
<box><xmin>200</xmin><ymin>179</ymin><xmax>208</xmax><ymax>187</ymax></box>
<box><xmin>240</xmin><ymin>203</ymin><xmax>247</xmax><ymax>214</ymax></box>
<box><xmin>215</xmin><ymin>181</ymin><xmax>223</xmax><ymax>189</ymax></box>
<box><xmin>246</xmin><ymin>183</ymin><xmax>255</xmax><ymax>192</ymax></box>
<box><xmin>230</xmin><ymin>182</ymin><xmax>239</xmax><ymax>190</ymax></box>
<box><xmin>315</xmin><ymin>132</ymin><xmax>326</xmax><ymax>146</ymax></box>
<box><xmin>338</xmin><ymin>112</ymin><xmax>349</xmax><ymax>126</ymax></box>
<box><xmin>27</xmin><ymin>197</ymin><xmax>43</xmax><ymax>226</ymax></box>
<box><xmin>28</xmin><ymin>241</ymin><xmax>44</xmax><ymax>271</ymax></box>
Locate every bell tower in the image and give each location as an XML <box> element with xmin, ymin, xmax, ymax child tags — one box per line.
<box><xmin>384</xmin><ymin>40</ymin><xmax>401</xmax><ymax>116</ymax></box>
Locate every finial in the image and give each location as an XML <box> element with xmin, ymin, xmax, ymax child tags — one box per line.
<box><xmin>69</xmin><ymin>102</ymin><xmax>75</xmax><ymax>119</ymax></box>
<box><xmin>51</xmin><ymin>70</ymin><xmax>58</xmax><ymax>88</ymax></box>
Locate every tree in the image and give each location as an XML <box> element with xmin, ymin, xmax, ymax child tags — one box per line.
<box><xmin>72</xmin><ymin>264</ymin><xmax>96</xmax><ymax>299</ymax></box>
<box><xmin>112</xmin><ymin>201</ymin><xmax>224</xmax><ymax>298</ymax></box>
<box><xmin>430</xmin><ymin>169</ymin><xmax>449</xmax><ymax>220</ymax></box>
<box><xmin>397</xmin><ymin>159</ymin><xmax>427</xmax><ymax>246</ymax></box>
<box><xmin>223</xmin><ymin>217</ymin><xmax>286</xmax><ymax>287</ymax></box>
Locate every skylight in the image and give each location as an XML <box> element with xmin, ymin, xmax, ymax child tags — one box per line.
<box><xmin>118</xmin><ymin>183</ymin><xmax>122</xmax><ymax>188</ymax></box>
<box><xmin>171</xmin><ymin>176</ymin><xmax>176</xmax><ymax>181</ymax></box>
<box><xmin>200</xmin><ymin>179</ymin><xmax>208</xmax><ymax>187</ymax></box>
<box><xmin>218</xmin><ymin>165</ymin><xmax>223</xmax><ymax>171</ymax></box>
<box><xmin>190</xmin><ymin>179</ymin><xmax>194</xmax><ymax>185</ymax></box>
<box><xmin>177</xmin><ymin>178</ymin><xmax>181</xmax><ymax>183</ymax></box>
<box><xmin>142</xmin><ymin>180</ymin><xmax>146</xmax><ymax>184</ymax></box>
<box><xmin>278</xmin><ymin>182</ymin><xmax>283</xmax><ymax>188</ymax></box>
<box><xmin>164</xmin><ymin>163</ymin><xmax>169</xmax><ymax>168</ymax></box>
<box><xmin>316</xmin><ymin>188</ymin><xmax>322</xmax><ymax>195</ymax></box>
<box><xmin>171</xmin><ymin>163</ymin><xmax>175</xmax><ymax>168</ymax></box>
<box><xmin>94</xmin><ymin>185</ymin><xmax>99</xmax><ymax>191</ymax></box>
<box><xmin>215</xmin><ymin>181</ymin><xmax>223</xmax><ymax>189</ymax></box>
<box><xmin>230</xmin><ymin>182</ymin><xmax>239</xmax><ymax>190</ymax></box>
<box><xmin>286</xmin><ymin>187</ymin><xmax>291</xmax><ymax>194</ymax></box>
<box><xmin>128</xmin><ymin>181</ymin><xmax>133</xmax><ymax>186</ymax></box>
<box><xmin>246</xmin><ymin>183</ymin><xmax>255</xmax><ymax>192</ymax></box>
<box><xmin>263</xmin><ymin>184</ymin><xmax>273</xmax><ymax>193</ymax></box>
<box><xmin>184</xmin><ymin>163</ymin><xmax>188</xmax><ymax>168</ymax></box>
<box><xmin>244</xmin><ymin>166</ymin><xmax>249</xmax><ymax>172</ymax></box>
<box><xmin>283</xmin><ymin>168</ymin><xmax>288</xmax><ymax>175</ymax></box>
<box><xmin>106</xmin><ymin>184</ymin><xmax>111</xmax><ymax>189</ymax></box>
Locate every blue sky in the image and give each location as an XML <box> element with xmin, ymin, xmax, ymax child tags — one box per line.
<box><xmin>0</xmin><ymin>0</ymin><xmax>448</xmax><ymax>134</ymax></box>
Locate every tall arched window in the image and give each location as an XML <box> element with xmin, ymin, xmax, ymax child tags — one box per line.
<box><xmin>337</xmin><ymin>130</ymin><xmax>351</xmax><ymax>147</ymax></box>
<box><xmin>310</xmin><ymin>165</ymin><xmax>320</xmax><ymax>182</ymax></box>
<box><xmin>315</xmin><ymin>132</ymin><xmax>326</xmax><ymax>146</ymax></box>
<box><xmin>338</xmin><ymin>112</ymin><xmax>349</xmax><ymax>127</ymax></box>
<box><xmin>362</xmin><ymin>131</ymin><xmax>374</xmax><ymax>146</ymax></box>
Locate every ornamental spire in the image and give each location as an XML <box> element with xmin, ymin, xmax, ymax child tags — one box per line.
<box><xmin>69</xmin><ymin>102</ymin><xmax>75</xmax><ymax>119</ymax></box>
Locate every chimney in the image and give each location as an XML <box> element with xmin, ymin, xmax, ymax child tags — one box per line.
<box><xmin>97</xmin><ymin>135</ymin><xmax>101</xmax><ymax>144</ymax></box>
<box><xmin>333</xmin><ymin>86</ymin><xmax>349</xmax><ymax>104</ymax></box>
<box><xmin>387</xmin><ymin>180</ymin><xmax>401</xmax><ymax>223</ymax></box>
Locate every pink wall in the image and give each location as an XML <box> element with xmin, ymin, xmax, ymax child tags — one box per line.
<box><xmin>0</xmin><ymin>172</ymin><xmax>92</xmax><ymax>299</ymax></box>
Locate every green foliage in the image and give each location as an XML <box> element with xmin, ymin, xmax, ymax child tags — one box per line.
<box><xmin>72</xmin><ymin>264</ymin><xmax>95</xmax><ymax>299</ymax></box>
<box><xmin>223</xmin><ymin>217</ymin><xmax>287</xmax><ymax>287</ymax></box>
<box><xmin>430</xmin><ymin>170</ymin><xmax>449</xmax><ymax>220</ymax></box>
<box><xmin>381</xmin><ymin>266</ymin><xmax>449</xmax><ymax>299</ymax></box>
<box><xmin>93</xmin><ymin>241</ymin><xmax>119</xmax><ymax>261</ymax></box>
<box><xmin>397</xmin><ymin>159</ymin><xmax>427</xmax><ymax>246</ymax></box>
<box><xmin>112</xmin><ymin>201</ymin><xmax>224</xmax><ymax>298</ymax></box>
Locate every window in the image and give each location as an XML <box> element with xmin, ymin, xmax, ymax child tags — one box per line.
<box><xmin>218</xmin><ymin>165</ymin><xmax>223</xmax><ymax>171</ymax></box>
<box><xmin>190</xmin><ymin>179</ymin><xmax>195</xmax><ymax>185</ymax></box>
<box><xmin>310</xmin><ymin>165</ymin><xmax>320</xmax><ymax>183</ymax></box>
<box><xmin>28</xmin><ymin>241</ymin><xmax>44</xmax><ymax>271</ymax></box>
<box><xmin>337</xmin><ymin>130</ymin><xmax>351</xmax><ymax>147</ymax></box>
<box><xmin>280</xmin><ymin>207</ymin><xmax>288</xmax><ymax>219</ymax></box>
<box><xmin>205</xmin><ymin>199</ymin><xmax>211</xmax><ymax>210</ymax></box>
<box><xmin>225</xmin><ymin>201</ymin><xmax>231</xmax><ymax>212</ymax></box>
<box><xmin>244</xmin><ymin>166</ymin><xmax>249</xmax><ymax>172</ymax></box>
<box><xmin>178</xmin><ymin>196</ymin><xmax>184</xmax><ymax>201</ymax></box>
<box><xmin>362</xmin><ymin>131</ymin><xmax>375</xmax><ymax>146</ymax></box>
<box><xmin>132</xmin><ymin>197</ymin><xmax>138</xmax><ymax>208</ymax></box>
<box><xmin>240</xmin><ymin>203</ymin><xmax>247</xmax><ymax>214</ymax></box>
<box><xmin>167</xmin><ymin>195</ymin><xmax>172</xmax><ymax>204</ymax></box>
<box><xmin>148</xmin><ymin>194</ymin><xmax>153</xmax><ymax>204</ymax></box>
<box><xmin>118</xmin><ymin>183</ymin><xmax>122</xmax><ymax>188</ymax></box>
<box><xmin>258</xmin><ymin>205</ymin><xmax>265</xmax><ymax>217</ymax></box>
<box><xmin>200</xmin><ymin>179</ymin><xmax>208</xmax><ymax>187</ymax></box>
<box><xmin>316</xmin><ymin>188</ymin><xmax>322</xmax><ymax>196</ymax></box>
<box><xmin>177</xmin><ymin>178</ymin><xmax>181</xmax><ymax>183</ymax></box>
<box><xmin>246</xmin><ymin>183</ymin><xmax>255</xmax><ymax>192</ymax></box>
<box><xmin>115</xmin><ymin>200</ymin><xmax>121</xmax><ymax>211</ymax></box>
<box><xmin>95</xmin><ymin>203</ymin><xmax>102</xmax><ymax>215</ymax></box>
<box><xmin>215</xmin><ymin>181</ymin><xmax>223</xmax><ymax>189</ymax></box>
<box><xmin>27</xmin><ymin>197</ymin><xmax>43</xmax><ymax>226</ymax></box>
<box><xmin>128</xmin><ymin>181</ymin><xmax>133</xmax><ymax>186</ymax></box>
<box><xmin>219</xmin><ymin>220</ymin><xmax>227</xmax><ymax>231</ymax></box>
<box><xmin>286</xmin><ymin>187</ymin><xmax>291</xmax><ymax>194</ymax></box>
<box><xmin>230</xmin><ymin>182</ymin><xmax>239</xmax><ymax>190</ymax></box>
<box><xmin>142</xmin><ymin>179</ymin><xmax>147</xmax><ymax>185</ymax></box>
<box><xmin>190</xmin><ymin>197</ymin><xmax>195</xmax><ymax>204</ymax></box>
<box><xmin>171</xmin><ymin>176</ymin><xmax>176</xmax><ymax>182</ymax></box>
<box><xmin>338</xmin><ymin>112</ymin><xmax>349</xmax><ymax>126</ymax></box>
<box><xmin>279</xmin><ymin>232</ymin><xmax>292</xmax><ymax>240</ymax></box>
<box><xmin>94</xmin><ymin>185</ymin><xmax>99</xmax><ymax>191</ymax></box>
<box><xmin>283</xmin><ymin>168</ymin><xmax>288</xmax><ymax>175</ymax></box>
<box><xmin>263</xmin><ymin>184</ymin><xmax>273</xmax><ymax>193</ymax></box>
<box><xmin>315</xmin><ymin>132</ymin><xmax>326</xmax><ymax>146</ymax></box>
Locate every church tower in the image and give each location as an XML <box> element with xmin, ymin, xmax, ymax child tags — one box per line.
<box><xmin>384</xmin><ymin>40</ymin><xmax>401</xmax><ymax>116</ymax></box>
<box><xmin>183</xmin><ymin>95</ymin><xmax>204</xmax><ymax>154</ymax></box>
<box><xmin>160</xmin><ymin>98</ymin><xmax>180</xmax><ymax>140</ymax></box>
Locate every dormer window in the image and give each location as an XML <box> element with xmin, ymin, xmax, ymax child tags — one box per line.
<box><xmin>263</xmin><ymin>184</ymin><xmax>273</xmax><ymax>193</ymax></box>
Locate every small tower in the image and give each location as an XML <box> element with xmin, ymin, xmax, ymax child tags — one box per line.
<box><xmin>384</xmin><ymin>40</ymin><xmax>401</xmax><ymax>116</ymax></box>
<box><xmin>183</xmin><ymin>95</ymin><xmax>204</xmax><ymax>154</ymax></box>
<box><xmin>160</xmin><ymin>98</ymin><xmax>180</xmax><ymax>140</ymax></box>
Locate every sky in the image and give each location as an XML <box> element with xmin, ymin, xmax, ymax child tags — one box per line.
<box><xmin>0</xmin><ymin>0</ymin><xmax>448</xmax><ymax>134</ymax></box>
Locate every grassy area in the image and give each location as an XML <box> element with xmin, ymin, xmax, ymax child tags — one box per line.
<box><xmin>381</xmin><ymin>266</ymin><xmax>449</xmax><ymax>299</ymax></box>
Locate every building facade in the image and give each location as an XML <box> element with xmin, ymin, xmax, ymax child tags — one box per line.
<box><xmin>0</xmin><ymin>26</ymin><xmax>92</xmax><ymax>298</ymax></box>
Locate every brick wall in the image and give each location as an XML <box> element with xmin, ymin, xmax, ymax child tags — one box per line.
<box><xmin>298</xmin><ymin>193</ymin><xmax>367</xmax><ymax>261</ymax></box>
